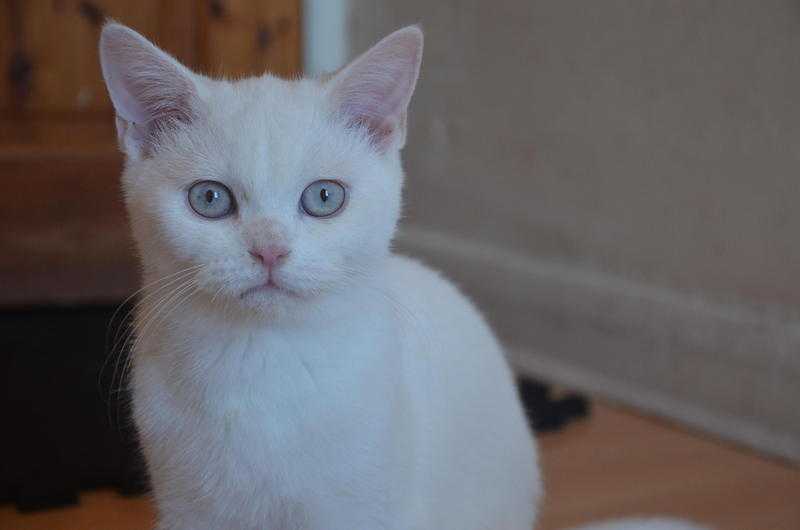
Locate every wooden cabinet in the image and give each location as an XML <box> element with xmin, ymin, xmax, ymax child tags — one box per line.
<box><xmin>0</xmin><ymin>0</ymin><xmax>301</xmax><ymax>305</ymax></box>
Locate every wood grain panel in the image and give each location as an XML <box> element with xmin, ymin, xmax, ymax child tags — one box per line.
<box><xmin>0</xmin><ymin>0</ymin><xmax>196</xmax><ymax>118</ymax></box>
<box><xmin>197</xmin><ymin>0</ymin><xmax>301</xmax><ymax>78</ymax></box>
<box><xmin>0</xmin><ymin>119</ymin><xmax>117</xmax><ymax>158</ymax></box>
<box><xmin>0</xmin><ymin>153</ymin><xmax>137</xmax><ymax>305</ymax></box>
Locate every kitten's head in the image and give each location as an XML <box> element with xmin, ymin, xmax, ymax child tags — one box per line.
<box><xmin>99</xmin><ymin>23</ymin><xmax>422</xmax><ymax>320</ymax></box>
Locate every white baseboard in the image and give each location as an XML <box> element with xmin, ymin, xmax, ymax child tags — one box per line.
<box><xmin>396</xmin><ymin>225</ymin><xmax>800</xmax><ymax>462</ymax></box>
<box><xmin>507</xmin><ymin>347</ymin><xmax>799</xmax><ymax>462</ymax></box>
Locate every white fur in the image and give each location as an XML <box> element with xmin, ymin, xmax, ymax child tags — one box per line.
<box><xmin>100</xmin><ymin>23</ymin><xmax>708</xmax><ymax>530</ymax></box>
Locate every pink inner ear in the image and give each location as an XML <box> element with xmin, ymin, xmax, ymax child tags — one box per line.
<box><xmin>331</xmin><ymin>26</ymin><xmax>423</xmax><ymax>150</ymax></box>
<box><xmin>100</xmin><ymin>24</ymin><xmax>197</xmax><ymax>134</ymax></box>
<box><xmin>114</xmin><ymin>59</ymin><xmax>195</xmax><ymax>127</ymax></box>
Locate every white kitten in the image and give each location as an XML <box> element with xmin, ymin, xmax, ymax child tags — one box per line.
<box><xmin>99</xmin><ymin>23</ymin><xmax>708</xmax><ymax>530</ymax></box>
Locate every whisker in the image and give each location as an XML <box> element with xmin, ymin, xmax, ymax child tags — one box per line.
<box><xmin>106</xmin><ymin>272</ymin><xmax>201</xmax><ymax>396</ymax></box>
<box><xmin>120</xmin><ymin>280</ymin><xmax>202</xmax><ymax>393</ymax></box>
<box><xmin>106</xmin><ymin>274</ymin><xmax>201</xmax><ymax>425</ymax></box>
<box><xmin>126</xmin><ymin>278</ymin><xmax>200</xmax><ymax>369</ymax></box>
<box><xmin>105</xmin><ymin>264</ymin><xmax>204</xmax><ymax>352</ymax></box>
<box><xmin>100</xmin><ymin>264</ymin><xmax>204</xmax><ymax>398</ymax></box>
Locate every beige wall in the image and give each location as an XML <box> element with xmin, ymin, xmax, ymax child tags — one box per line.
<box><xmin>344</xmin><ymin>1</ymin><xmax>800</xmax><ymax>460</ymax></box>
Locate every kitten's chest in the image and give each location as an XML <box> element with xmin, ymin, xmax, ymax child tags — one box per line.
<box><xmin>132</xmin><ymin>311</ymin><xmax>406</xmax><ymax>511</ymax></box>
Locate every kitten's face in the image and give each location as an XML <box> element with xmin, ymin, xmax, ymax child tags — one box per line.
<box><xmin>125</xmin><ymin>78</ymin><xmax>402</xmax><ymax>316</ymax></box>
<box><xmin>100</xmin><ymin>24</ymin><xmax>422</xmax><ymax>319</ymax></box>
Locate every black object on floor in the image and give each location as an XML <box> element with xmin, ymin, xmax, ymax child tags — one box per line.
<box><xmin>0</xmin><ymin>304</ymin><xmax>148</xmax><ymax>512</ymax></box>
<box><xmin>517</xmin><ymin>375</ymin><xmax>590</xmax><ymax>433</ymax></box>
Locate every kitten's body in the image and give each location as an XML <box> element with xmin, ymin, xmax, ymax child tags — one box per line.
<box><xmin>134</xmin><ymin>255</ymin><xmax>538</xmax><ymax>530</ymax></box>
<box><xmin>100</xmin><ymin>23</ymin><xmax>707</xmax><ymax>530</ymax></box>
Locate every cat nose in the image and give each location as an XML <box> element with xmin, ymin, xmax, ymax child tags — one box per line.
<box><xmin>249</xmin><ymin>244</ymin><xmax>290</xmax><ymax>268</ymax></box>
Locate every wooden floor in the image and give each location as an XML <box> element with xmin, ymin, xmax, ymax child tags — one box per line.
<box><xmin>1</xmin><ymin>403</ymin><xmax>797</xmax><ymax>530</ymax></box>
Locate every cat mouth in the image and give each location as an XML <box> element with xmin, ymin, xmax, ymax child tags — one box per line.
<box><xmin>240</xmin><ymin>278</ymin><xmax>296</xmax><ymax>299</ymax></box>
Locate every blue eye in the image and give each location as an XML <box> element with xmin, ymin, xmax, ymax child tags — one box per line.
<box><xmin>300</xmin><ymin>180</ymin><xmax>346</xmax><ymax>218</ymax></box>
<box><xmin>188</xmin><ymin>180</ymin><xmax>236</xmax><ymax>219</ymax></box>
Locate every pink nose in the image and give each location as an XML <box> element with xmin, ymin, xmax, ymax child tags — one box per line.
<box><xmin>250</xmin><ymin>244</ymin><xmax>290</xmax><ymax>268</ymax></box>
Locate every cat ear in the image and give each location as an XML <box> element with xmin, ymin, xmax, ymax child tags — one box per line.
<box><xmin>99</xmin><ymin>23</ymin><xmax>199</xmax><ymax>157</ymax></box>
<box><xmin>328</xmin><ymin>26</ymin><xmax>423</xmax><ymax>153</ymax></box>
